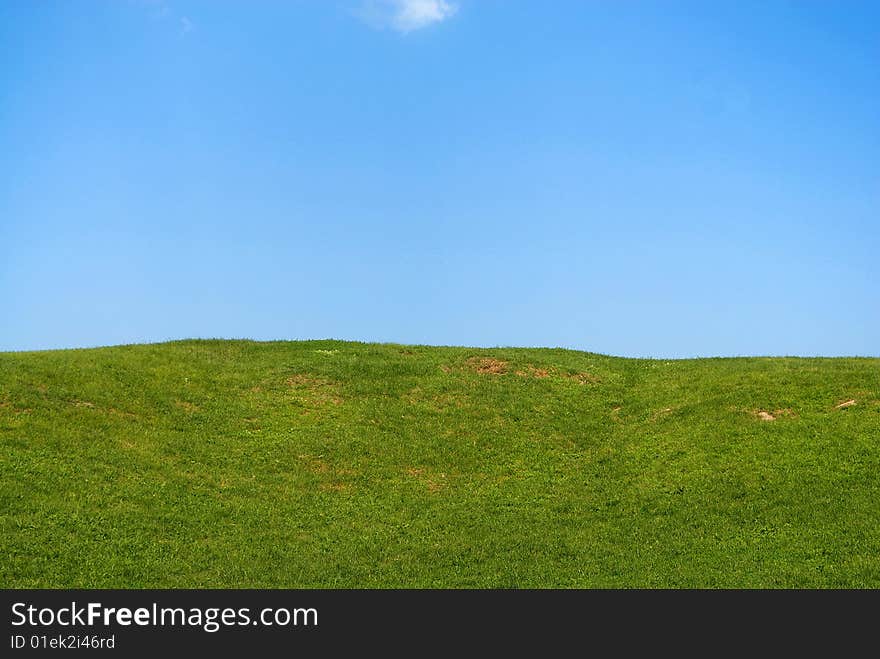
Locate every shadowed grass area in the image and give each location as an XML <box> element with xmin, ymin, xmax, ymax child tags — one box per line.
<box><xmin>1</xmin><ymin>339</ymin><xmax>878</xmax><ymax>587</ymax></box>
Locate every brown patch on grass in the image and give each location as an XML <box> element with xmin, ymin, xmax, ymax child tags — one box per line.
<box><xmin>649</xmin><ymin>407</ymin><xmax>675</xmax><ymax>422</ymax></box>
<box><xmin>426</xmin><ymin>480</ymin><xmax>445</xmax><ymax>493</ymax></box>
<box><xmin>174</xmin><ymin>400</ymin><xmax>200</xmax><ymax>413</ymax></box>
<box><xmin>319</xmin><ymin>482</ymin><xmax>352</xmax><ymax>493</ymax></box>
<box><xmin>300</xmin><ymin>454</ymin><xmax>356</xmax><ymax>493</ymax></box>
<box><xmin>466</xmin><ymin>357</ymin><xmax>508</xmax><ymax>375</ymax></box>
<box><xmin>515</xmin><ymin>366</ymin><xmax>550</xmax><ymax>378</ymax></box>
<box><xmin>439</xmin><ymin>365</ymin><xmax>452</xmax><ymax>373</ymax></box>
<box><xmin>74</xmin><ymin>400</ymin><xmax>95</xmax><ymax>408</ymax></box>
<box><xmin>405</xmin><ymin>467</ymin><xmax>447</xmax><ymax>493</ymax></box>
<box><xmin>300</xmin><ymin>455</ymin><xmax>358</xmax><ymax>484</ymax></box>
<box><xmin>742</xmin><ymin>408</ymin><xmax>796</xmax><ymax>422</ymax></box>
<box><xmin>285</xmin><ymin>373</ymin><xmax>343</xmax><ymax>408</ymax></box>
<box><xmin>836</xmin><ymin>399</ymin><xmax>857</xmax><ymax>409</ymax></box>
<box><xmin>1</xmin><ymin>400</ymin><xmax>32</xmax><ymax>415</ymax></box>
<box><xmin>300</xmin><ymin>455</ymin><xmax>330</xmax><ymax>475</ymax></box>
<box><xmin>286</xmin><ymin>374</ymin><xmax>328</xmax><ymax>387</ymax></box>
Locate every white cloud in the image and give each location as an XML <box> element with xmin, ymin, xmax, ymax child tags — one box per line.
<box><xmin>392</xmin><ymin>0</ymin><xmax>456</xmax><ymax>31</ymax></box>
<box><xmin>359</xmin><ymin>0</ymin><xmax>457</xmax><ymax>33</ymax></box>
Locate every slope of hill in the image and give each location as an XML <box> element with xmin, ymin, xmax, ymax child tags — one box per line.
<box><xmin>1</xmin><ymin>340</ymin><xmax>878</xmax><ymax>587</ymax></box>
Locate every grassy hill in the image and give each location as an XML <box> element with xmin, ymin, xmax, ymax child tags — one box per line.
<box><xmin>1</xmin><ymin>339</ymin><xmax>878</xmax><ymax>588</ymax></box>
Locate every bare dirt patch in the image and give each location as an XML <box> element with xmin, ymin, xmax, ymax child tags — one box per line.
<box><xmin>74</xmin><ymin>400</ymin><xmax>95</xmax><ymax>408</ymax></box>
<box><xmin>746</xmin><ymin>408</ymin><xmax>797</xmax><ymax>422</ymax></box>
<box><xmin>465</xmin><ymin>357</ymin><xmax>508</xmax><ymax>375</ymax></box>
<box><xmin>515</xmin><ymin>366</ymin><xmax>549</xmax><ymax>378</ymax></box>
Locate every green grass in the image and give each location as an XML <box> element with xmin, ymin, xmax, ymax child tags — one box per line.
<box><xmin>1</xmin><ymin>339</ymin><xmax>878</xmax><ymax>588</ymax></box>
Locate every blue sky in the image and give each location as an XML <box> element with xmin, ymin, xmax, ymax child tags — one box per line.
<box><xmin>1</xmin><ymin>1</ymin><xmax>877</xmax><ymax>357</ymax></box>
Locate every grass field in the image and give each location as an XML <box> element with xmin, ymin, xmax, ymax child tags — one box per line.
<box><xmin>1</xmin><ymin>339</ymin><xmax>878</xmax><ymax>588</ymax></box>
